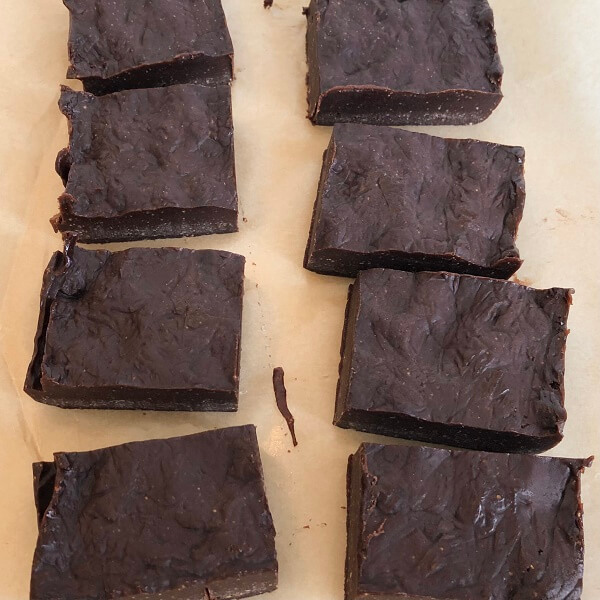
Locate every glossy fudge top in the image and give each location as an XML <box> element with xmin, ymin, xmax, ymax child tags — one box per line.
<box><xmin>58</xmin><ymin>85</ymin><xmax>236</xmax><ymax>219</ymax></box>
<box><xmin>343</xmin><ymin>269</ymin><xmax>571</xmax><ymax>439</ymax></box>
<box><xmin>311</xmin><ymin>125</ymin><xmax>524</xmax><ymax>269</ymax></box>
<box><xmin>37</xmin><ymin>246</ymin><xmax>244</xmax><ymax>392</ymax></box>
<box><xmin>310</xmin><ymin>0</ymin><xmax>502</xmax><ymax>93</ymax></box>
<box><xmin>349</xmin><ymin>443</ymin><xmax>591</xmax><ymax>599</ymax></box>
<box><xmin>31</xmin><ymin>426</ymin><xmax>277</xmax><ymax>600</ymax></box>
<box><xmin>65</xmin><ymin>0</ymin><xmax>233</xmax><ymax>80</ymax></box>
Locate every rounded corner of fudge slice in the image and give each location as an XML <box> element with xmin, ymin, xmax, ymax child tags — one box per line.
<box><xmin>335</xmin><ymin>269</ymin><xmax>571</xmax><ymax>453</ymax></box>
<box><xmin>305</xmin><ymin>0</ymin><xmax>503</xmax><ymax>125</ymax></box>
<box><xmin>30</xmin><ymin>425</ymin><xmax>278</xmax><ymax>600</ymax></box>
<box><xmin>344</xmin><ymin>443</ymin><xmax>591</xmax><ymax>600</ymax></box>
<box><xmin>24</xmin><ymin>244</ymin><xmax>246</xmax><ymax>410</ymax></box>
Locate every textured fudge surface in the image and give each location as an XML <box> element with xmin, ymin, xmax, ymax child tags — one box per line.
<box><xmin>305</xmin><ymin>0</ymin><xmax>503</xmax><ymax>124</ymax></box>
<box><xmin>53</xmin><ymin>84</ymin><xmax>237</xmax><ymax>241</ymax></box>
<box><xmin>346</xmin><ymin>443</ymin><xmax>591</xmax><ymax>600</ymax></box>
<box><xmin>24</xmin><ymin>245</ymin><xmax>245</xmax><ymax>409</ymax></box>
<box><xmin>335</xmin><ymin>269</ymin><xmax>571</xmax><ymax>452</ymax></box>
<box><xmin>65</xmin><ymin>0</ymin><xmax>233</xmax><ymax>80</ymax></box>
<box><xmin>31</xmin><ymin>426</ymin><xmax>278</xmax><ymax>600</ymax></box>
<box><xmin>305</xmin><ymin>125</ymin><xmax>524</xmax><ymax>278</ymax></box>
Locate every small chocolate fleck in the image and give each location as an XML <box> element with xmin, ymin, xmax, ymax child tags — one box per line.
<box><xmin>264</xmin><ymin>0</ymin><xmax>273</xmax><ymax>7</ymax></box>
<box><xmin>302</xmin><ymin>6</ymin><xmax>309</xmax><ymax>15</ymax></box>
<box><xmin>273</xmin><ymin>367</ymin><xmax>297</xmax><ymax>446</ymax></box>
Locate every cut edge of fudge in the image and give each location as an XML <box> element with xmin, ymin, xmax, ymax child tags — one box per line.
<box><xmin>307</xmin><ymin>85</ymin><xmax>503</xmax><ymax>127</ymax></box>
<box><xmin>334</xmin><ymin>270</ymin><xmax>572</xmax><ymax>454</ymax></box>
<box><xmin>303</xmin><ymin>128</ymin><xmax>524</xmax><ymax>279</ymax></box>
<box><xmin>24</xmin><ymin>240</ymin><xmax>245</xmax><ymax>411</ymax></box>
<box><xmin>304</xmin><ymin>0</ymin><xmax>503</xmax><ymax>126</ymax></box>
<box><xmin>73</xmin><ymin>53</ymin><xmax>234</xmax><ymax>97</ymax></box>
<box><xmin>31</xmin><ymin>426</ymin><xmax>278</xmax><ymax>600</ymax></box>
<box><xmin>51</xmin><ymin>85</ymin><xmax>238</xmax><ymax>244</ymax></box>
<box><xmin>345</xmin><ymin>443</ymin><xmax>593</xmax><ymax>600</ymax></box>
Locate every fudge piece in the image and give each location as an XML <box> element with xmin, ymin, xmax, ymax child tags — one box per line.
<box><xmin>51</xmin><ymin>85</ymin><xmax>237</xmax><ymax>243</ymax></box>
<box><xmin>31</xmin><ymin>425</ymin><xmax>278</xmax><ymax>600</ymax></box>
<box><xmin>346</xmin><ymin>443</ymin><xmax>592</xmax><ymax>600</ymax></box>
<box><xmin>24</xmin><ymin>243</ymin><xmax>245</xmax><ymax>410</ymax></box>
<box><xmin>305</xmin><ymin>0</ymin><xmax>503</xmax><ymax>125</ymax></box>
<box><xmin>335</xmin><ymin>269</ymin><xmax>572</xmax><ymax>453</ymax></box>
<box><xmin>64</xmin><ymin>0</ymin><xmax>233</xmax><ymax>95</ymax></box>
<box><xmin>305</xmin><ymin>125</ymin><xmax>525</xmax><ymax>279</ymax></box>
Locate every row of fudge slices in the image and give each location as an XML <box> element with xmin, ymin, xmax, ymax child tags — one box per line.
<box><xmin>25</xmin><ymin>0</ymin><xmax>591</xmax><ymax>599</ymax></box>
<box><xmin>304</xmin><ymin>1</ymin><xmax>592</xmax><ymax>599</ymax></box>
<box><xmin>31</xmin><ymin>1</ymin><xmax>278</xmax><ymax>598</ymax></box>
<box><xmin>30</xmin><ymin>426</ymin><xmax>590</xmax><ymax>600</ymax></box>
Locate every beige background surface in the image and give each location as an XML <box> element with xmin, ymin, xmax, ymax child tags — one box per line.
<box><xmin>1</xmin><ymin>0</ymin><xmax>599</xmax><ymax>598</ymax></box>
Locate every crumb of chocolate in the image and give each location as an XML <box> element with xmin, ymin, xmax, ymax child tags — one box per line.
<box><xmin>273</xmin><ymin>367</ymin><xmax>298</xmax><ymax>447</ymax></box>
<box><xmin>264</xmin><ymin>0</ymin><xmax>273</xmax><ymax>7</ymax></box>
<box><xmin>243</xmin><ymin>217</ymin><xmax>248</xmax><ymax>222</ymax></box>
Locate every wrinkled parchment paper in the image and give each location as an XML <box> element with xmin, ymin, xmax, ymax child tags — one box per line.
<box><xmin>1</xmin><ymin>1</ymin><xmax>599</xmax><ymax>597</ymax></box>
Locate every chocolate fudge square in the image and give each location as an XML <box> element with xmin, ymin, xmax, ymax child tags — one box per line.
<box><xmin>346</xmin><ymin>443</ymin><xmax>592</xmax><ymax>600</ymax></box>
<box><xmin>64</xmin><ymin>0</ymin><xmax>234</xmax><ymax>95</ymax></box>
<box><xmin>31</xmin><ymin>425</ymin><xmax>278</xmax><ymax>600</ymax></box>
<box><xmin>305</xmin><ymin>125</ymin><xmax>525</xmax><ymax>279</ymax></box>
<box><xmin>335</xmin><ymin>269</ymin><xmax>572</xmax><ymax>453</ymax></box>
<box><xmin>24</xmin><ymin>244</ymin><xmax>245</xmax><ymax>410</ymax></box>
<box><xmin>305</xmin><ymin>0</ymin><xmax>503</xmax><ymax>125</ymax></box>
<box><xmin>52</xmin><ymin>84</ymin><xmax>237</xmax><ymax>243</ymax></box>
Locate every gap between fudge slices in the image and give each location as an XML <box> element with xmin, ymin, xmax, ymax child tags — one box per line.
<box><xmin>30</xmin><ymin>426</ymin><xmax>278</xmax><ymax>600</ymax></box>
<box><xmin>335</xmin><ymin>269</ymin><xmax>572</xmax><ymax>453</ymax></box>
<box><xmin>304</xmin><ymin>124</ymin><xmax>525</xmax><ymax>279</ymax></box>
<box><xmin>345</xmin><ymin>443</ymin><xmax>592</xmax><ymax>600</ymax></box>
<box><xmin>64</xmin><ymin>0</ymin><xmax>234</xmax><ymax>95</ymax></box>
<box><xmin>52</xmin><ymin>84</ymin><xmax>238</xmax><ymax>243</ymax></box>
<box><xmin>24</xmin><ymin>240</ymin><xmax>245</xmax><ymax>411</ymax></box>
<box><xmin>305</xmin><ymin>0</ymin><xmax>503</xmax><ymax>125</ymax></box>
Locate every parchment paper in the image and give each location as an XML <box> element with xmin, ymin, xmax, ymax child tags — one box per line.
<box><xmin>1</xmin><ymin>1</ymin><xmax>599</xmax><ymax>598</ymax></box>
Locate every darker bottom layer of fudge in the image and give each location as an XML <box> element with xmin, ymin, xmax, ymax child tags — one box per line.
<box><xmin>24</xmin><ymin>244</ymin><xmax>244</xmax><ymax>411</ymax></box>
<box><xmin>307</xmin><ymin>86</ymin><xmax>503</xmax><ymax>126</ymax></box>
<box><xmin>76</xmin><ymin>53</ymin><xmax>233</xmax><ymax>96</ymax></box>
<box><xmin>334</xmin><ymin>269</ymin><xmax>571</xmax><ymax>454</ymax></box>
<box><xmin>31</xmin><ymin>426</ymin><xmax>277</xmax><ymax>600</ymax></box>
<box><xmin>51</xmin><ymin>205</ymin><xmax>238</xmax><ymax>243</ymax></box>
<box><xmin>305</xmin><ymin>246</ymin><xmax>521</xmax><ymax>280</ymax></box>
<box><xmin>345</xmin><ymin>443</ymin><xmax>592</xmax><ymax>600</ymax></box>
